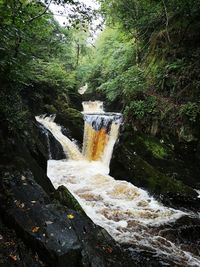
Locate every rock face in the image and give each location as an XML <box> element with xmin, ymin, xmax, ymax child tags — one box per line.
<box><xmin>0</xmin><ymin>118</ymin><xmax>55</xmax><ymax>195</ymax></box>
<box><xmin>0</xmin><ymin>170</ymin><xmax>136</xmax><ymax>267</ymax></box>
<box><xmin>0</xmin><ymin>216</ymin><xmax>45</xmax><ymax>267</ymax></box>
<box><xmin>37</xmin><ymin>121</ymin><xmax>66</xmax><ymax>160</ymax></box>
<box><xmin>110</xmin><ymin>132</ymin><xmax>200</xmax><ymax>211</ymax></box>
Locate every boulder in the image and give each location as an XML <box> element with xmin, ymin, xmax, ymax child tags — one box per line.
<box><xmin>0</xmin><ymin>216</ymin><xmax>45</xmax><ymax>267</ymax></box>
<box><xmin>0</xmin><ymin>169</ymin><xmax>136</xmax><ymax>267</ymax></box>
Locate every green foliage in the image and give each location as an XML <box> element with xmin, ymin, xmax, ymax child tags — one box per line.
<box><xmin>0</xmin><ymin>86</ymin><xmax>29</xmax><ymax>131</ymax></box>
<box><xmin>0</xmin><ymin>0</ymin><xmax>86</xmax><ymax>130</ymax></box>
<box><xmin>124</xmin><ymin>96</ymin><xmax>157</xmax><ymax>119</ymax></box>
<box><xmin>79</xmin><ymin>27</ymin><xmax>147</xmax><ymax>104</ymax></box>
<box><xmin>179</xmin><ymin>102</ymin><xmax>200</xmax><ymax>122</ymax></box>
<box><xmin>144</xmin><ymin>139</ymin><xmax>169</xmax><ymax>159</ymax></box>
<box><xmin>31</xmin><ymin>59</ymin><xmax>77</xmax><ymax>89</ymax></box>
<box><xmin>99</xmin><ymin>0</ymin><xmax>200</xmax><ymax>42</ymax></box>
<box><xmin>75</xmin><ymin>0</ymin><xmax>200</xmax><ymax>141</ymax></box>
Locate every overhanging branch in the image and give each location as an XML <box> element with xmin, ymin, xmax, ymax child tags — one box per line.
<box><xmin>27</xmin><ymin>0</ymin><xmax>53</xmax><ymax>23</ymax></box>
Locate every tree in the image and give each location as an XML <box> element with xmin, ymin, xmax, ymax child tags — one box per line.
<box><xmin>0</xmin><ymin>0</ymin><xmax>93</xmax><ymax>130</ymax></box>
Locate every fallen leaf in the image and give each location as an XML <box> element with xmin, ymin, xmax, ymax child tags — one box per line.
<box><xmin>31</xmin><ymin>226</ymin><xmax>40</xmax><ymax>233</ymax></box>
<box><xmin>0</xmin><ymin>234</ymin><xmax>3</xmax><ymax>240</ymax></box>
<box><xmin>106</xmin><ymin>247</ymin><xmax>113</xmax><ymax>253</ymax></box>
<box><xmin>45</xmin><ymin>221</ymin><xmax>53</xmax><ymax>225</ymax></box>
<box><xmin>9</xmin><ymin>254</ymin><xmax>17</xmax><ymax>261</ymax></box>
<box><xmin>15</xmin><ymin>201</ymin><xmax>25</xmax><ymax>209</ymax></box>
<box><xmin>21</xmin><ymin>175</ymin><xmax>26</xmax><ymax>181</ymax></box>
<box><xmin>67</xmin><ymin>214</ymin><xmax>74</xmax><ymax>219</ymax></box>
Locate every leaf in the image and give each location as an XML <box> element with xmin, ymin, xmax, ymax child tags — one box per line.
<box><xmin>21</xmin><ymin>175</ymin><xmax>26</xmax><ymax>180</ymax></box>
<box><xmin>9</xmin><ymin>254</ymin><xmax>17</xmax><ymax>261</ymax></box>
<box><xmin>31</xmin><ymin>226</ymin><xmax>40</xmax><ymax>233</ymax></box>
<box><xmin>45</xmin><ymin>221</ymin><xmax>53</xmax><ymax>225</ymax></box>
<box><xmin>67</xmin><ymin>214</ymin><xmax>74</xmax><ymax>219</ymax></box>
<box><xmin>106</xmin><ymin>247</ymin><xmax>113</xmax><ymax>253</ymax></box>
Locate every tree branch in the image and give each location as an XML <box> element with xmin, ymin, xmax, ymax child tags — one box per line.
<box><xmin>162</xmin><ymin>0</ymin><xmax>171</xmax><ymax>43</ymax></box>
<box><xmin>27</xmin><ymin>0</ymin><xmax>53</xmax><ymax>23</ymax></box>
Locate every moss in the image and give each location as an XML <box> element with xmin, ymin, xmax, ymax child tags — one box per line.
<box><xmin>44</xmin><ymin>104</ymin><xmax>57</xmax><ymax>114</ymax></box>
<box><xmin>110</xmin><ymin>143</ymin><xmax>195</xmax><ymax>197</ymax></box>
<box><xmin>143</xmin><ymin>137</ymin><xmax>170</xmax><ymax>159</ymax></box>
<box><xmin>64</xmin><ymin>108</ymin><xmax>82</xmax><ymax>121</ymax></box>
<box><xmin>55</xmin><ymin>185</ymin><xmax>85</xmax><ymax>214</ymax></box>
<box><xmin>130</xmin><ymin>151</ymin><xmax>192</xmax><ymax>195</ymax></box>
<box><xmin>57</xmin><ymin>105</ymin><xmax>83</xmax><ymax>128</ymax></box>
<box><xmin>128</xmin><ymin>133</ymin><xmax>172</xmax><ymax>160</ymax></box>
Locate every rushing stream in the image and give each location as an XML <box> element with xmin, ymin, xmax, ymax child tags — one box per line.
<box><xmin>36</xmin><ymin>101</ymin><xmax>200</xmax><ymax>267</ymax></box>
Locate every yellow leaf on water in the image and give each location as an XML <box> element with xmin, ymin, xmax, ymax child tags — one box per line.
<box><xmin>31</xmin><ymin>226</ymin><xmax>40</xmax><ymax>233</ymax></box>
<box><xmin>67</xmin><ymin>214</ymin><xmax>74</xmax><ymax>219</ymax></box>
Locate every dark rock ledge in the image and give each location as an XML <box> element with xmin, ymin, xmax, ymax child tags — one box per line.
<box><xmin>0</xmin><ymin>170</ymin><xmax>135</xmax><ymax>267</ymax></box>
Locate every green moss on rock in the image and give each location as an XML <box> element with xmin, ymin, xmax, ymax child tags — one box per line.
<box><xmin>110</xmin><ymin>136</ymin><xmax>195</xmax><ymax>198</ymax></box>
<box><xmin>44</xmin><ymin>104</ymin><xmax>57</xmax><ymax>114</ymax></box>
<box><xmin>143</xmin><ymin>137</ymin><xmax>171</xmax><ymax>159</ymax></box>
<box><xmin>126</xmin><ymin>147</ymin><xmax>192</xmax><ymax>195</ymax></box>
<box><xmin>55</xmin><ymin>185</ymin><xmax>85</xmax><ymax>215</ymax></box>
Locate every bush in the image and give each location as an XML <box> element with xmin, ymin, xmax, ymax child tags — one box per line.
<box><xmin>124</xmin><ymin>96</ymin><xmax>157</xmax><ymax>119</ymax></box>
<box><xmin>179</xmin><ymin>102</ymin><xmax>200</xmax><ymax>122</ymax></box>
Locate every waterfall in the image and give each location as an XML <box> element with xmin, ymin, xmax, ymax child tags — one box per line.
<box><xmin>82</xmin><ymin>101</ymin><xmax>122</xmax><ymax>167</ymax></box>
<box><xmin>36</xmin><ymin>115</ymin><xmax>83</xmax><ymax>160</ymax></box>
<box><xmin>82</xmin><ymin>100</ymin><xmax>104</xmax><ymax>113</ymax></box>
<box><xmin>36</xmin><ymin>102</ymin><xmax>200</xmax><ymax>267</ymax></box>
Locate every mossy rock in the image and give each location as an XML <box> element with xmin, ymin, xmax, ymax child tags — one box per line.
<box><xmin>123</xmin><ymin>131</ymin><xmax>200</xmax><ymax>188</ymax></box>
<box><xmin>44</xmin><ymin>104</ymin><xmax>57</xmax><ymax>114</ymax></box>
<box><xmin>133</xmin><ymin>157</ymin><xmax>188</xmax><ymax>194</ymax></box>
<box><xmin>55</xmin><ymin>107</ymin><xmax>84</xmax><ymax>142</ymax></box>
<box><xmin>55</xmin><ymin>185</ymin><xmax>86</xmax><ymax>215</ymax></box>
<box><xmin>63</xmin><ymin>108</ymin><xmax>83</xmax><ymax>124</ymax></box>
<box><xmin>144</xmin><ymin>137</ymin><xmax>173</xmax><ymax>159</ymax></box>
<box><xmin>130</xmin><ymin>134</ymin><xmax>173</xmax><ymax>160</ymax></box>
<box><xmin>110</xmin><ymin>143</ymin><xmax>195</xmax><ymax>198</ymax></box>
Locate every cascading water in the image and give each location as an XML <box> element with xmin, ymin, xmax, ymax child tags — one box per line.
<box><xmin>82</xmin><ymin>101</ymin><xmax>122</xmax><ymax>167</ymax></box>
<box><xmin>36</xmin><ymin>114</ymin><xmax>83</xmax><ymax>160</ymax></box>
<box><xmin>36</xmin><ymin>102</ymin><xmax>200</xmax><ymax>267</ymax></box>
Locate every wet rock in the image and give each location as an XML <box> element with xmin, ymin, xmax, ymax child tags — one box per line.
<box><xmin>37</xmin><ymin>121</ymin><xmax>66</xmax><ymax>160</ymax></box>
<box><xmin>110</xmin><ymin>132</ymin><xmax>199</xmax><ymax>211</ymax></box>
<box><xmin>0</xmin><ymin>170</ymin><xmax>136</xmax><ymax>267</ymax></box>
<box><xmin>0</xmin><ymin>216</ymin><xmax>45</xmax><ymax>267</ymax></box>
<box><xmin>0</xmin><ymin>119</ymin><xmax>55</xmax><ymax>195</ymax></box>
<box><xmin>55</xmin><ymin>186</ymin><xmax>86</xmax><ymax>215</ymax></box>
<box><xmin>155</xmin><ymin>216</ymin><xmax>200</xmax><ymax>257</ymax></box>
<box><xmin>55</xmin><ymin>108</ymin><xmax>83</xmax><ymax>143</ymax></box>
<box><xmin>159</xmin><ymin>192</ymin><xmax>200</xmax><ymax>212</ymax></box>
<box><xmin>110</xmin><ymin>144</ymin><xmax>194</xmax><ymax>196</ymax></box>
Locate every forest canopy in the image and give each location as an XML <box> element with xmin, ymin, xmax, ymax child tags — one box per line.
<box><xmin>78</xmin><ymin>0</ymin><xmax>200</xmax><ymax>138</ymax></box>
<box><xmin>0</xmin><ymin>0</ymin><xmax>199</xmax><ymax>139</ymax></box>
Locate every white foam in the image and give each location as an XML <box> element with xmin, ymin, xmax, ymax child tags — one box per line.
<box><xmin>82</xmin><ymin>101</ymin><xmax>104</xmax><ymax>113</ymax></box>
<box><xmin>47</xmin><ymin>159</ymin><xmax>200</xmax><ymax>266</ymax></box>
<box><xmin>37</xmin><ymin>114</ymin><xmax>200</xmax><ymax>267</ymax></box>
<box><xmin>36</xmin><ymin>115</ymin><xmax>83</xmax><ymax>160</ymax></box>
<box><xmin>194</xmin><ymin>189</ymin><xmax>200</xmax><ymax>198</ymax></box>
